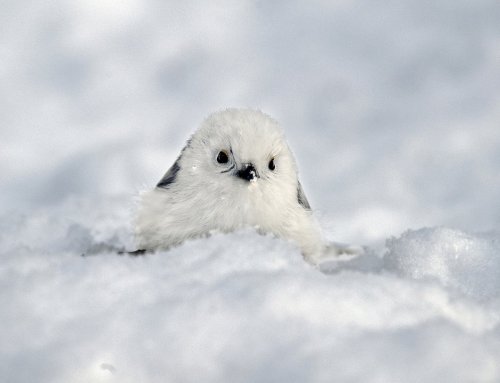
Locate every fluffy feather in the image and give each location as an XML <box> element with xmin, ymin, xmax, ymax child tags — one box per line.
<box><xmin>136</xmin><ymin>108</ymin><xmax>337</xmax><ymax>263</ymax></box>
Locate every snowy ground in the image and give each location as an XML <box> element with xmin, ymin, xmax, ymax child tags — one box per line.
<box><xmin>2</xmin><ymin>1</ymin><xmax>500</xmax><ymax>382</ymax></box>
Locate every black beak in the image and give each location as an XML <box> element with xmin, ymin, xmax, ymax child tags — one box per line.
<box><xmin>236</xmin><ymin>163</ymin><xmax>258</xmax><ymax>182</ymax></box>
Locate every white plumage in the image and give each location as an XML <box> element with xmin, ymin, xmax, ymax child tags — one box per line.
<box><xmin>136</xmin><ymin>108</ymin><xmax>345</xmax><ymax>264</ymax></box>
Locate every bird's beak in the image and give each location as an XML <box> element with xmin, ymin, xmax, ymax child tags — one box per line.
<box><xmin>236</xmin><ymin>163</ymin><xmax>259</xmax><ymax>182</ymax></box>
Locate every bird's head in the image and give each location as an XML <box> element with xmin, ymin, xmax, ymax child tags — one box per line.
<box><xmin>156</xmin><ymin>108</ymin><xmax>310</xmax><ymax>211</ymax></box>
<box><xmin>189</xmin><ymin>109</ymin><xmax>298</xmax><ymax>191</ymax></box>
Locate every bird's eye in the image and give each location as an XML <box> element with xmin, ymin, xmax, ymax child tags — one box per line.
<box><xmin>216</xmin><ymin>151</ymin><xmax>229</xmax><ymax>164</ymax></box>
<box><xmin>268</xmin><ymin>158</ymin><xmax>275</xmax><ymax>171</ymax></box>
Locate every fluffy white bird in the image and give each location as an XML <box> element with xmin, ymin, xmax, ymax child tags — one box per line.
<box><xmin>136</xmin><ymin>108</ymin><xmax>348</xmax><ymax>264</ymax></box>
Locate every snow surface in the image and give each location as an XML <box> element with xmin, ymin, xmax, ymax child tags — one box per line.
<box><xmin>1</xmin><ymin>0</ymin><xmax>500</xmax><ymax>382</ymax></box>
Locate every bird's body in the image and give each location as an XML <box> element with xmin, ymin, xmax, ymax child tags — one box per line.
<box><xmin>136</xmin><ymin>108</ymin><xmax>335</xmax><ymax>263</ymax></box>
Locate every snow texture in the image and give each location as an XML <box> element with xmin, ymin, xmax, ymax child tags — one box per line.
<box><xmin>1</xmin><ymin>0</ymin><xmax>500</xmax><ymax>382</ymax></box>
<box><xmin>386</xmin><ymin>228</ymin><xmax>500</xmax><ymax>301</ymax></box>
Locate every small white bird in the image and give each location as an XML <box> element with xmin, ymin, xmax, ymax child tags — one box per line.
<box><xmin>136</xmin><ymin>108</ymin><xmax>349</xmax><ymax>264</ymax></box>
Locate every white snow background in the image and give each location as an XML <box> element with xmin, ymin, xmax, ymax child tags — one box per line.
<box><xmin>1</xmin><ymin>1</ymin><xmax>500</xmax><ymax>382</ymax></box>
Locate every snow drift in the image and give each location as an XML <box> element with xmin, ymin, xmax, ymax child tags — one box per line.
<box><xmin>386</xmin><ymin>227</ymin><xmax>500</xmax><ymax>301</ymax></box>
<box><xmin>1</xmin><ymin>199</ymin><xmax>499</xmax><ymax>383</ymax></box>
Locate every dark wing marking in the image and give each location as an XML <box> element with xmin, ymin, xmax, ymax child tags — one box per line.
<box><xmin>297</xmin><ymin>181</ymin><xmax>311</xmax><ymax>210</ymax></box>
<box><xmin>156</xmin><ymin>138</ymin><xmax>192</xmax><ymax>189</ymax></box>
<box><xmin>157</xmin><ymin>156</ymin><xmax>181</xmax><ymax>189</ymax></box>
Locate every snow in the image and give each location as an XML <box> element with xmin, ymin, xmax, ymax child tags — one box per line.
<box><xmin>2</xmin><ymin>203</ymin><xmax>500</xmax><ymax>382</ymax></box>
<box><xmin>2</xmin><ymin>0</ymin><xmax>500</xmax><ymax>382</ymax></box>
<box><xmin>386</xmin><ymin>227</ymin><xmax>500</xmax><ymax>301</ymax></box>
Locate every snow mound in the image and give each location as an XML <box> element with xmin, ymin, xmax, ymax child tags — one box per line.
<box><xmin>2</xmin><ymin>200</ymin><xmax>500</xmax><ymax>382</ymax></box>
<box><xmin>385</xmin><ymin>227</ymin><xmax>500</xmax><ymax>300</ymax></box>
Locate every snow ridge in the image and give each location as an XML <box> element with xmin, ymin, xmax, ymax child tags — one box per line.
<box><xmin>1</xmin><ymin>200</ymin><xmax>499</xmax><ymax>383</ymax></box>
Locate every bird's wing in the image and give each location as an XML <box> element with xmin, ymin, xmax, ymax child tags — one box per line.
<box><xmin>157</xmin><ymin>156</ymin><xmax>181</xmax><ymax>189</ymax></box>
<box><xmin>157</xmin><ymin>138</ymin><xmax>192</xmax><ymax>189</ymax></box>
<box><xmin>297</xmin><ymin>181</ymin><xmax>311</xmax><ymax>210</ymax></box>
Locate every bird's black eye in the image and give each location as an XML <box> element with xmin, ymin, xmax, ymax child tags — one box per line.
<box><xmin>217</xmin><ymin>151</ymin><xmax>229</xmax><ymax>164</ymax></box>
<box><xmin>268</xmin><ymin>158</ymin><xmax>275</xmax><ymax>171</ymax></box>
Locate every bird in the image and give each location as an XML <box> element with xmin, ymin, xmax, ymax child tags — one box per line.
<box><xmin>135</xmin><ymin>108</ymin><xmax>351</xmax><ymax>264</ymax></box>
